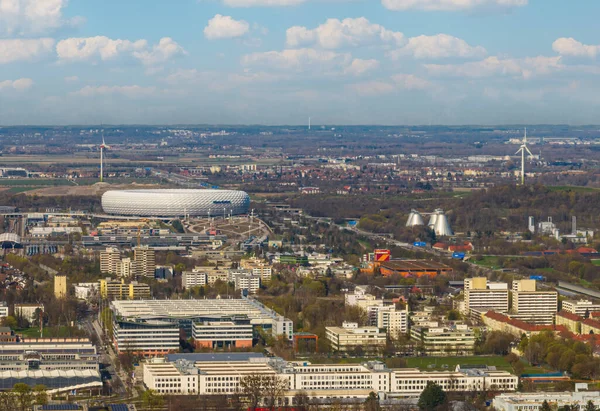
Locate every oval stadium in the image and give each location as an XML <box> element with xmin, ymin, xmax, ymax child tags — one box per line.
<box><xmin>101</xmin><ymin>189</ymin><xmax>250</xmax><ymax>217</ymax></box>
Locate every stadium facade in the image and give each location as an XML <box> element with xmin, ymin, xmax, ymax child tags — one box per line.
<box><xmin>101</xmin><ymin>189</ymin><xmax>250</xmax><ymax>217</ymax></box>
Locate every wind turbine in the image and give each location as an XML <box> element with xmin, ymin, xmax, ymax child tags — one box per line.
<box><xmin>99</xmin><ymin>131</ymin><xmax>110</xmax><ymax>182</ymax></box>
<box><xmin>515</xmin><ymin>127</ymin><xmax>533</xmax><ymax>185</ymax></box>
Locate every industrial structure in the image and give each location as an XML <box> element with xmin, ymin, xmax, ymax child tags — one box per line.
<box><xmin>101</xmin><ymin>189</ymin><xmax>250</xmax><ymax>218</ymax></box>
<box><xmin>405</xmin><ymin>208</ymin><xmax>453</xmax><ymax>236</ymax></box>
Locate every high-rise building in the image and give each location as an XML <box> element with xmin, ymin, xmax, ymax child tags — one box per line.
<box><xmin>133</xmin><ymin>246</ymin><xmax>156</xmax><ymax>277</ymax></box>
<box><xmin>99</xmin><ymin>247</ymin><xmax>120</xmax><ymax>275</ymax></box>
<box><xmin>99</xmin><ymin>278</ymin><xmax>151</xmax><ymax>300</ymax></box>
<box><xmin>54</xmin><ymin>275</ymin><xmax>67</xmax><ymax>299</ymax></box>
<box><xmin>116</xmin><ymin>257</ymin><xmax>132</xmax><ymax>278</ymax></box>
<box><xmin>376</xmin><ymin>305</ymin><xmax>408</xmax><ymax>337</ymax></box>
<box><xmin>511</xmin><ymin>280</ymin><xmax>557</xmax><ymax>324</ymax></box>
<box><xmin>463</xmin><ymin>277</ymin><xmax>509</xmax><ymax>315</ymax></box>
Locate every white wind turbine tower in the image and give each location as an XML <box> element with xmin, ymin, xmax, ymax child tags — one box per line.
<box><xmin>99</xmin><ymin>131</ymin><xmax>110</xmax><ymax>182</ymax></box>
<box><xmin>515</xmin><ymin>127</ymin><xmax>533</xmax><ymax>185</ymax></box>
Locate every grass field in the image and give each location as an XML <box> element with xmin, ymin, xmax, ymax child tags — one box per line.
<box><xmin>0</xmin><ymin>178</ymin><xmax>75</xmax><ymax>186</ymax></box>
<box><xmin>406</xmin><ymin>356</ymin><xmax>548</xmax><ymax>375</ymax></box>
<box><xmin>16</xmin><ymin>326</ymin><xmax>80</xmax><ymax>338</ymax></box>
<box><xmin>547</xmin><ymin>186</ymin><xmax>599</xmax><ymax>193</ymax></box>
<box><xmin>592</xmin><ymin>260</ymin><xmax>600</xmax><ymax>266</ymax></box>
<box><xmin>472</xmin><ymin>256</ymin><xmax>502</xmax><ymax>269</ymax></box>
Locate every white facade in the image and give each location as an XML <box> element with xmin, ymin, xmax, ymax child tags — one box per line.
<box><xmin>512</xmin><ymin>291</ymin><xmax>558</xmax><ymax>324</ymax></box>
<box><xmin>0</xmin><ymin>302</ymin><xmax>8</xmax><ymax>318</ymax></box>
<box><xmin>14</xmin><ymin>304</ymin><xmax>44</xmax><ymax>322</ymax></box>
<box><xmin>410</xmin><ymin>325</ymin><xmax>476</xmax><ymax>356</ymax></box>
<box><xmin>102</xmin><ymin>189</ymin><xmax>251</xmax><ymax>217</ymax></box>
<box><xmin>376</xmin><ymin>306</ymin><xmax>408</xmax><ymax>337</ymax></box>
<box><xmin>464</xmin><ymin>289</ymin><xmax>509</xmax><ymax>314</ymax></box>
<box><xmin>234</xmin><ymin>275</ymin><xmax>261</xmax><ymax>294</ymax></box>
<box><xmin>112</xmin><ymin>320</ymin><xmax>180</xmax><ymax>355</ymax></box>
<box><xmin>182</xmin><ymin>270</ymin><xmax>207</xmax><ymax>288</ymax></box>
<box><xmin>493</xmin><ymin>391</ymin><xmax>600</xmax><ymax>411</ymax></box>
<box><xmin>100</xmin><ymin>247</ymin><xmax>120</xmax><ymax>275</ymax></box>
<box><xmin>562</xmin><ymin>300</ymin><xmax>600</xmax><ymax>316</ymax></box>
<box><xmin>143</xmin><ymin>356</ymin><xmax>518</xmax><ymax>400</ymax></box>
<box><xmin>74</xmin><ymin>283</ymin><xmax>98</xmax><ymax>300</ymax></box>
<box><xmin>326</xmin><ymin>322</ymin><xmax>386</xmax><ymax>352</ymax></box>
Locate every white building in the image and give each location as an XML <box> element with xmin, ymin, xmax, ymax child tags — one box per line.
<box><xmin>112</xmin><ymin>319</ymin><xmax>180</xmax><ymax>356</ymax></box>
<box><xmin>14</xmin><ymin>304</ymin><xmax>44</xmax><ymax>322</ymax></box>
<box><xmin>562</xmin><ymin>300</ymin><xmax>600</xmax><ymax>317</ymax></box>
<box><xmin>234</xmin><ymin>275</ymin><xmax>261</xmax><ymax>294</ymax></box>
<box><xmin>143</xmin><ymin>354</ymin><xmax>518</xmax><ymax>402</ymax></box>
<box><xmin>410</xmin><ymin>325</ymin><xmax>475</xmax><ymax>356</ymax></box>
<box><xmin>74</xmin><ymin>282</ymin><xmax>99</xmax><ymax>300</ymax></box>
<box><xmin>511</xmin><ymin>280</ymin><xmax>557</xmax><ymax>324</ymax></box>
<box><xmin>463</xmin><ymin>278</ymin><xmax>509</xmax><ymax>315</ymax></box>
<box><xmin>0</xmin><ymin>302</ymin><xmax>8</xmax><ymax>318</ymax></box>
<box><xmin>493</xmin><ymin>391</ymin><xmax>600</xmax><ymax>411</ymax></box>
<box><xmin>182</xmin><ymin>269</ymin><xmax>207</xmax><ymax>288</ymax></box>
<box><xmin>326</xmin><ymin>322</ymin><xmax>386</xmax><ymax>353</ymax></box>
<box><xmin>100</xmin><ymin>247</ymin><xmax>120</xmax><ymax>275</ymax></box>
<box><xmin>376</xmin><ymin>306</ymin><xmax>408</xmax><ymax>337</ymax></box>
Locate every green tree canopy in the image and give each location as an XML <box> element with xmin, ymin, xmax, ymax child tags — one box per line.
<box><xmin>418</xmin><ymin>382</ymin><xmax>446</xmax><ymax>410</ymax></box>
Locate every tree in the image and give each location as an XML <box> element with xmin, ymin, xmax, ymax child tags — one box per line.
<box><xmin>585</xmin><ymin>400</ymin><xmax>597</xmax><ymax>411</ymax></box>
<box><xmin>33</xmin><ymin>385</ymin><xmax>47</xmax><ymax>406</ymax></box>
<box><xmin>263</xmin><ymin>375</ymin><xmax>288</xmax><ymax>410</ymax></box>
<box><xmin>293</xmin><ymin>391</ymin><xmax>311</xmax><ymax>411</ymax></box>
<box><xmin>240</xmin><ymin>374</ymin><xmax>288</xmax><ymax>411</ymax></box>
<box><xmin>141</xmin><ymin>389</ymin><xmax>164</xmax><ymax>411</ymax></box>
<box><xmin>418</xmin><ymin>382</ymin><xmax>446</xmax><ymax>410</ymax></box>
<box><xmin>12</xmin><ymin>383</ymin><xmax>33</xmax><ymax>411</ymax></box>
<box><xmin>541</xmin><ymin>400</ymin><xmax>552</xmax><ymax>411</ymax></box>
<box><xmin>364</xmin><ymin>392</ymin><xmax>381</xmax><ymax>411</ymax></box>
<box><xmin>1</xmin><ymin>316</ymin><xmax>17</xmax><ymax>329</ymax></box>
<box><xmin>240</xmin><ymin>374</ymin><xmax>265</xmax><ymax>410</ymax></box>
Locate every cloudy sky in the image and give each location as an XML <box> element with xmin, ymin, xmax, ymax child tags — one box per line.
<box><xmin>1</xmin><ymin>0</ymin><xmax>599</xmax><ymax>125</ymax></box>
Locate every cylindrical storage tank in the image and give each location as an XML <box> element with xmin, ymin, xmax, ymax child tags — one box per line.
<box><xmin>433</xmin><ymin>211</ymin><xmax>453</xmax><ymax>236</ymax></box>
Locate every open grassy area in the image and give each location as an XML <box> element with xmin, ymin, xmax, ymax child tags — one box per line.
<box><xmin>547</xmin><ymin>186</ymin><xmax>599</xmax><ymax>193</ymax></box>
<box><xmin>16</xmin><ymin>326</ymin><xmax>81</xmax><ymax>339</ymax></box>
<box><xmin>472</xmin><ymin>256</ymin><xmax>501</xmax><ymax>269</ymax></box>
<box><xmin>406</xmin><ymin>356</ymin><xmax>549</xmax><ymax>375</ymax></box>
<box><xmin>0</xmin><ymin>178</ymin><xmax>75</xmax><ymax>186</ymax></box>
<box><xmin>592</xmin><ymin>260</ymin><xmax>600</xmax><ymax>267</ymax></box>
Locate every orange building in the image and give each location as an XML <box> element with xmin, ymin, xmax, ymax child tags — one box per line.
<box><xmin>379</xmin><ymin>260</ymin><xmax>453</xmax><ymax>277</ymax></box>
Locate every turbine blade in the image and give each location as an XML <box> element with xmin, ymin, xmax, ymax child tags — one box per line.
<box><xmin>525</xmin><ymin>146</ymin><xmax>533</xmax><ymax>156</ymax></box>
<box><xmin>515</xmin><ymin>149</ymin><xmax>522</xmax><ymax>155</ymax></box>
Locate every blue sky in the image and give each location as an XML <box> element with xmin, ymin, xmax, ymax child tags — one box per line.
<box><xmin>1</xmin><ymin>0</ymin><xmax>599</xmax><ymax>125</ymax></box>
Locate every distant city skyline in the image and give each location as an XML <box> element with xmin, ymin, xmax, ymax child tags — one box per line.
<box><xmin>1</xmin><ymin>0</ymin><xmax>599</xmax><ymax>125</ymax></box>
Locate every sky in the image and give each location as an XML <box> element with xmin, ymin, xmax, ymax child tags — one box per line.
<box><xmin>1</xmin><ymin>0</ymin><xmax>600</xmax><ymax>125</ymax></box>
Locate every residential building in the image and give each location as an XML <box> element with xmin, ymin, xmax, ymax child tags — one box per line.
<box><xmin>234</xmin><ymin>275</ymin><xmax>261</xmax><ymax>294</ymax></box>
<box><xmin>240</xmin><ymin>257</ymin><xmax>273</xmax><ymax>284</ymax></box>
<box><xmin>74</xmin><ymin>282</ymin><xmax>98</xmax><ymax>300</ymax></box>
<box><xmin>14</xmin><ymin>304</ymin><xmax>44</xmax><ymax>322</ymax></box>
<box><xmin>192</xmin><ymin>320</ymin><xmax>253</xmax><ymax>349</ymax></box>
<box><xmin>133</xmin><ymin>246</ymin><xmax>156</xmax><ymax>277</ymax></box>
<box><xmin>142</xmin><ymin>353</ymin><xmax>518</xmax><ymax>401</ymax></box>
<box><xmin>562</xmin><ymin>299</ymin><xmax>600</xmax><ymax>317</ymax></box>
<box><xmin>325</xmin><ymin>322</ymin><xmax>386</xmax><ymax>353</ymax></box>
<box><xmin>54</xmin><ymin>275</ymin><xmax>67</xmax><ymax>299</ymax></box>
<box><xmin>376</xmin><ymin>305</ymin><xmax>409</xmax><ymax>337</ymax></box>
<box><xmin>511</xmin><ymin>280</ymin><xmax>558</xmax><ymax>324</ymax></box>
<box><xmin>493</xmin><ymin>391</ymin><xmax>600</xmax><ymax>411</ymax></box>
<box><xmin>410</xmin><ymin>325</ymin><xmax>475</xmax><ymax>356</ymax></box>
<box><xmin>582</xmin><ymin>318</ymin><xmax>600</xmax><ymax>335</ymax></box>
<box><xmin>0</xmin><ymin>302</ymin><xmax>8</xmax><ymax>318</ymax></box>
<box><xmin>182</xmin><ymin>269</ymin><xmax>208</xmax><ymax>289</ymax></box>
<box><xmin>555</xmin><ymin>311</ymin><xmax>582</xmax><ymax>334</ymax></box>
<box><xmin>100</xmin><ymin>247</ymin><xmax>120</xmax><ymax>275</ymax></box>
<box><xmin>99</xmin><ymin>278</ymin><xmax>151</xmax><ymax>300</ymax></box>
<box><xmin>463</xmin><ymin>277</ymin><xmax>509</xmax><ymax>315</ymax></box>
<box><xmin>482</xmin><ymin>311</ymin><xmax>567</xmax><ymax>339</ymax></box>
<box><xmin>117</xmin><ymin>257</ymin><xmax>132</xmax><ymax>278</ymax></box>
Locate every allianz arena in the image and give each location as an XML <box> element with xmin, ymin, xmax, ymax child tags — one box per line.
<box><xmin>101</xmin><ymin>189</ymin><xmax>250</xmax><ymax>217</ymax></box>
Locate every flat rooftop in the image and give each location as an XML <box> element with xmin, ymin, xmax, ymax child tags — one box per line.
<box><xmin>380</xmin><ymin>260</ymin><xmax>453</xmax><ymax>272</ymax></box>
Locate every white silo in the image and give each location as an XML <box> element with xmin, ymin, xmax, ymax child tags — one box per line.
<box><xmin>406</xmin><ymin>210</ymin><xmax>425</xmax><ymax>227</ymax></box>
<box><xmin>433</xmin><ymin>209</ymin><xmax>453</xmax><ymax>236</ymax></box>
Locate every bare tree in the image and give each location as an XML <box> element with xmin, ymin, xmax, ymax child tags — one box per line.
<box><xmin>240</xmin><ymin>373</ymin><xmax>288</xmax><ymax>410</ymax></box>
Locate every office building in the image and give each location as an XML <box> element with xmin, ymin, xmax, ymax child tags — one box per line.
<box><xmin>14</xmin><ymin>304</ymin><xmax>44</xmax><ymax>322</ymax></box>
<box><xmin>99</xmin><ymin>278</ymin><xmax>151</xmax><ymax>300</ymax></box>
<box><xmin>100</xmin><ymin>247</ymin><xmax>120</xmax><ymax>275</ymax></box>
<box><xmin>493</xmin><ymin>391</ymin><xmax>600</xmax><ymax>411</ymax></box>
<box><xmin>463</xmin><ymin>277</ymin><xmax>509</xmax><ymax>315</ymax></box>
<box><xmin>143</xmin><ymin>353</ymin><xmax>518</xmax><ymax>401</ymax></box>
<box><xmin>326</xmin><ymin>322</ymin><xmax>386</xmax><ymax>353</ymax></box>
<box><xmin>54</xmin><ymin>275</ymin><xmax>67</xmax><ymax>299</ymax></box>
<box><xmin>410</xmin><ymin>325</ymin><xmax>475</xmax><ymax>356</ymax></box>
<box><xmin>133</xmin><ymin>246</ymin><xmax>156</xmax><ymax>277</ymax></box>
<box><xmin>511</xmin><ymin>280</ymin><xmax>557</xmax><ymax>324</ymax></box>
<box><xmin>0</xmin><ymin>338</ymin><xmax>101</xmax><ymax>392</ymax></box>
<box><xmin>192</xmin><ymin>320</ymin><xmax>253</xmax><ymax>349</ymax></box>
<box><xmin>110</xmin><ymin>298</ymin><xmax>293</xmax><ymax>355</ymax></box>
<box><xmin>562</xmin><ymin>299</ymin><xmax>600</xmax><ymax>317</ymax></box>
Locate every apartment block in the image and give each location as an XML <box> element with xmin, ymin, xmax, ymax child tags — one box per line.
<box><xmin>99</xmin><ymin>278</ymin><xmax>151</xmax><ymax>300</ymax></box>
<box><xmin>234</xmin><ymin>275</ymin><xmax>261</xmax><ymax>294</ymax></box>
<box><xmin>54</xmin><ymin>275</ymin><xmax>67</xmax><ymax>299</ymax></box>
<box><xmin>511</xmin><ymin>280</ymin><xmax>557</xmax><ymax>325</ymax></box>
<box><xmin>240</xmin><ymin>257</ymin><xmax>273</xmax><ymax>284</ymax></box>
<box><xmin>133</xmin><ymin>246</ymin><xmax>156</xmax><ymax>277</ymax></box>
<box><xmin>463</xmin><ymin>277</ymin><xmax>509</xmax><ymax>315</ymax></box>
<box><xmin>100</xmin><ymin>247</ymin><xmax>120</xmax><ymax>275</ymax></box>
<box><xmin>376</xmin><ymin>306</ymin><xmax>409</xmax><ymax>337</ymax></box>
<box><xmin>182</xmin><ymin>269</ymin><xmax>208</xmax><ymax>288</ymax></box>
<box><xmin>410</xmin><ymin>325</ymin><xmax>475</xmax><ymax>356</ymax></box>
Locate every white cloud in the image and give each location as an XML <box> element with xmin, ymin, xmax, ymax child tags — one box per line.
<box><xmin>133</xmin><ymin>37</ymin><xmax>187</xmax><ymax>65</ymax></box>
<box><xmin>391</xmin><ymin>73</ymin><xmax>433</xmax><ymax>90</ymax></box>
<box><xmin>56</xmin><ymin>36</ymin><xmax>147</xmax><ymax>62</ymax></box>
<box><xmin>70</xmin><ymin>85</ymin><xmax>157</xmax><ymax>98</ymax></box>
<box><xmin>221</xmin><ymin>0</ymin><xmax>304</xmax><ymax>6</ymax></box>
<box><xmin>0</xmin><ymin>0</ymin><xmax>82</xmax><ymax>36</ymax></box>
<box><xmin>204</xmin><ymin>14</ymin><xmax>250</xmax><ymax>39</ymax></box>
<box><xmin>552</xmin><ymin>37</ymin><xmax>600</xmax><ymax>59</ymax></box>
<box><xmin>349</xmin><ymin>80</ymin><xmax>395</xmax><ymax>96</ymax></box>
<box><xmin>286</xmin><ymin>17</ymin><xmax>404</xmax><ymax>49</ymax></box>
<box><xmin>241</xmin><ymin>48</ymin><xmax>352</xmax><ymax>72</ymax></box>
<box><xmin>425</xmin><ymin>55</ymin><xmax>563</xmax><ymax>79</ymax></box>
<box><xmin>343</xmin><ymin>59</ymin><xmax>380</xmax><ymax>76</ymax></box>
<box><xmin>64</xmin><ymin>75</ymin><xmax>79</xmax><ymax>82</ymax></box>
<box><xmin>0</xmin><ymin>78</ymin><xmax>34</xmax><ymax>91</ymax></box>
<box><xmin>0</xmin><ymin>38</ymin><xmax>54</xmax><ymax>64</ymax></box>
<box><xmin>381</xmin><ymin>0</ymin><xmax>528</xmax><ymax>11</ymax></box>
<box><xmin>390</xmin><ymin>34</ymin><xmax>486</xmax><ymax>59</ymax></box>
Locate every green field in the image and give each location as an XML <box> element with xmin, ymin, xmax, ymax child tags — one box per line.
<box><xmin>16</xmin><ymin>326</ymin><xmax>80</xmax><ymax>339</ymax></box>
<box><xmin>0</xmin><ymin>178</ymin><xmax>75</xmax><ymax>187</ymax></box>
<box><xmin>406</xmin><ymin>356</ymin><xmax>548</xmax><ymax>374</ymax></box>
<box><xmin>547</xmin><ymin>186</ymin><xmax>599</xmax><ymax>193</ymax></box>
<box><xmin>592</xmin><ymin>260</ymin><xmax>600</xmax><ymax>266</ymax></box>
<box><xmin>472</xmin><ymin>256</ymin><xmax>502</xmax><ymax>269</ymax></box>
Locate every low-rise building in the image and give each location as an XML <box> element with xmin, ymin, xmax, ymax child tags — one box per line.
<box><xmin>555</xmin><ymin>311</ymin><xmax>583</xmax><ymax>334</ymax></box>
<box><xmin>562</xmin><ymin>299</ymin><xmax>600</xmax><ymax>317</ymax></box>
<box><xmin>493</xmin><ymin>391</ymin><xmax>600</xmax><ymax>411</ymax></box>
<box><xmin>99</xmin><ymin>278</ymin><xmax>151</xmax><ymax>300</ymax></box>
<box><xmin>410</xmin><ymin>324</ymin><xmax>475</xmax><ymax>356</ymax></box>
<box><xmin>325</xmin><ymin>322</ymin><xmax>386</xmax><ymax>353</ymax></box>
<box><xmin>14</xmin><ymin>304</ymin><xmax>44</xmax><ymax>322</ymax></box>
<box><xmin>182</xmin><ymin>269</ymin><xmax>208</xmax><ymax>288</ymax></box>
<box><xmin>192</xmin><ymin>320</ymin><xmax>253</xmax><ymax>349</ymax></box>
<box><xmin>233</xmin><ymin>275</ymin><xmax>260</xmax><ymax>294</ymax></box>
<box><xmin>582</xmin><ymin>318</ymin><xmax>600</xmax><ymax>335</ymax></box>
<box><xmin>483</xmin><ymin>311</ymin><xmax>567</xmax><ymax>339</ymax></box>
